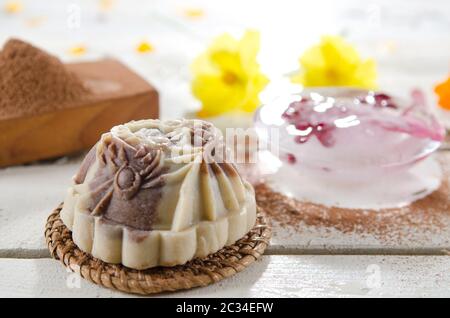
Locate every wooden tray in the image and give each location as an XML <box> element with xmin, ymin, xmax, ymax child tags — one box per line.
<box><xmin>0</xmin><ymin>59</ymin><xmax>158</xmax><ymax>167</ymax></box>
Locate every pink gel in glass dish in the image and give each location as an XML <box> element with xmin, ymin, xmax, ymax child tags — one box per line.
<box><xmin>254</xmin><ymin>88</ymin><xmax>445</xmax><ymax>180</ymax></box>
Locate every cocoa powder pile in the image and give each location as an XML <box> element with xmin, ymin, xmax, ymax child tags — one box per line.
<box><xmin>0</xmin><ymin>38</ymin><xmax>90</xmax><ymax>119</ymax></box>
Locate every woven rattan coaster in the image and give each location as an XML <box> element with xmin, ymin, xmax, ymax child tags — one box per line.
<box><xmin>45</xmin><ymin>204</ymin><xmax>271</xmax><ymax>295</ymax></box>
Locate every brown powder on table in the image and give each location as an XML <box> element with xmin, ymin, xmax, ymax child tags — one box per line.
<box><xmin>0</xmin><ymin>38</ymin><xmax>91</xmax><ymax>119</ymax></box>
<box><xmin>255</xmin><ymin>153</ymin><xmax>450</xmax><ymax>242</ymax></box>
<box><xmin>445</xmin><ymin>132</ymin><xmax>450</xmax><ymax>147</ymax></box>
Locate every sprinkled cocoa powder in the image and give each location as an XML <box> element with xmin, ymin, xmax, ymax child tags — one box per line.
<box><xmin>0</xmin><ymin>38</ymin><xmax>90</xmax><ymax>119</ymax></box>
<box><xmin>255</xmin><ymin>153</ymin><xmax>450</xmax><ymax>242</ymax></box>
<box><xmin>444</xmin><ymin>132</ymin><xmax>450</xmax><ymax>148</ymax></box>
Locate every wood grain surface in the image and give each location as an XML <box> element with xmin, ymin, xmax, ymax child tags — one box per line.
<box><xmin>1</xmin><ymin>256</ymin><xmax>449</xmax><ymax>298</ymax></box>
<box><xmin>1</xmin><ymin>0</ymin><xmax>449</xmax><ymax>298</ymax></box>
<box><xmin>0</xmin><ymin>59</ymin><xmax>159</xmax><ymax>167</ymax></box>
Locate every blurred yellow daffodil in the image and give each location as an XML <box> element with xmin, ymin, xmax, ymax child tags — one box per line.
<box><xmin>181</xmin><ymin>8</ymin><xmax>204</xmax><ymax>19</ymax></box>
<box><xmin>99</xmin><ymin>0</ymin><xmax>115</xmax><ymax>11</ymax></box>
<box><xmin>435</xmin><ymin>76</ymin><xmax>450</xmax><ymax>110</ymax></box>
<box><xmin>25</xmin><ymin>16</ymin><xmax>47</xmax><ymax>28</ymax></box>
<box><xmin>191</xmin><ymin>30</ymin><xmax>269</xmax><ymax>118</ymax></box>
<box><xmin>68</xmin><ymin>45</ymin><xmax>87</xmax><ymax>56</ymax></box>
<box><xmin>291</xmin><ymin>35</ymin><xmax>377</xmax><ymax>89</ymax></box>
<box><xmin>4</xmin><ymin>1</ymin><xmax>23</xmax><ymax>14</ymax></box>
<box><xmin>136</xmin><ymin>40</ymin><xmax>154</xmax><ymax>54</ymax></box>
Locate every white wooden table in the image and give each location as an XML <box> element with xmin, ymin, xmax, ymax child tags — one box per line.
<box><xmin>0</xmin><ymin>0</ymin><xmax>449</xmax><ymax>297</ymax></box>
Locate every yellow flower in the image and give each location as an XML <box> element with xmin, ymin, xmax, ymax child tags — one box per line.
<box><xmin>191</xmin><ymin>30</ymin><xmax>269</xmax><ymax>118</ymax></box>
<box><xmin>4</xmin><ymin>1</ymin><xmax>23</xmax><ymax>13</ymax></box>
<box><xmin>291</xmin><ymin>35</ymin><xmax>377</xmax><ymax>89</ymax></box>
<box><xmin>25</xmin><ymin>16</ymin><xmax>47</xmax><ymax>28</ymax></box>
<box><xmin>181</xmin><ymin>8</ymin><xmax>205</xmax><ymax>19</ymax></box>
<box><xmin>68</xmin><ymin>45</ymin><xmax>87</xmax><ymax>56</ymax></box>
<box><xmin>136</xmin><ymin>41</ymin><xmax>154</xmax><ymax>54</ymax></box>
<box><xmin>99</xmin><ymin>0</ymin><xmax>115</xmax><ymax>11</ymax></box>
<box><xmin>435</xmin><ymin>76</ymin><xmax>450</xmax><ymax>110</ymax></box>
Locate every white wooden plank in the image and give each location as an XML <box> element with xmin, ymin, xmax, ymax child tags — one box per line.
<box><xmin>1</xmin><ymin>0</ymin><xmax>450</xmax><ymax>257</ymax></box>
<box><xmin>0</xmin><ymin>256</ymin><xmax>449</xmax><ymax>298</ymax></box>
<box><xmin>1</xmin><ymin>153</ymin><xmax>450</xmax><ymax>256</ymax></box>
<box><xmin>268</xmin><ymin>212</ymin><xmax>450</xmax><ymax>255</ymax></box>
<box><xmin>0</xmin><ymin>157</ymin><xmax>82</xmax><ymax>257</ymax></box>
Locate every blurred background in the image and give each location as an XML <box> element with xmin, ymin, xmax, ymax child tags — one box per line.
<box><xmin>1</xmin><ymin>0</ymin><xmax>449</xmax><ymax>119</ymax></box>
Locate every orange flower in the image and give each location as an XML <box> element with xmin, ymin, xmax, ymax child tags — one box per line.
<box><xmin>435</xmin><ymin>76</ymin><xmax>450</xmax><ymax>110</ymax></box>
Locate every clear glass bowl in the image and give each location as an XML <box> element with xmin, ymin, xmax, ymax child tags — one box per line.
<box><xmin>254</xmin><ymin>88</ymin><xmax>445</xmax><ymax>181</ymax></box>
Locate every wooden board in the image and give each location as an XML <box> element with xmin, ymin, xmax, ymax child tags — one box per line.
<box><xmin>0</xmin><ymin>159</ymin><xmax>80</xmax><ymax>258</ymax></box>
<box><xmin>1</xmin><ymin>0</ymin><xmax>450</xmax><ymax>298</ymax></box>
<box><xmin>442</xmin><ymin>133</ymin><xmax>450</xmax><ymax>151</ymax></box>
<box><xmin>1</xmin><ymin>152</ymin><xmax>449</xmax><ymax>257</ymax></box>
<box><xmin>0</xmin><ymin>59</ymin><xmax>159</xmax><ymax>168</ymax></box>
<box><xmin>1</xmin><ymin>256</ymin><xmax>449</xmax><ymax>297</ymax></box>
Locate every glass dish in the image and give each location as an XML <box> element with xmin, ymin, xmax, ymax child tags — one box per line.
<box><xmin>254</xmin><ymin>88</ymin><xmax>445</xmax><ymax>181</ymax></box>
